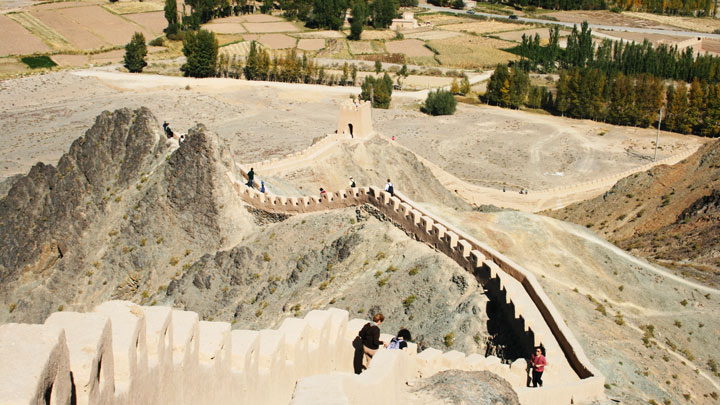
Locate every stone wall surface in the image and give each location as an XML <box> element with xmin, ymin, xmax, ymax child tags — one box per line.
<box><xmin>226</xmin><ymin>168</ymin><xmax>607</xmax><ymax>404</ymax></box>
<box><xmin>0</xmin><ymin>300</ymin><xmax>590</xmax><ymax>404</ymax></box>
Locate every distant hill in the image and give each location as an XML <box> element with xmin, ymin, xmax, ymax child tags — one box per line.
<box><xmin>547</xmin><ymin>138</ymin><xmax>720</xmax><ymax>286</ymax></box>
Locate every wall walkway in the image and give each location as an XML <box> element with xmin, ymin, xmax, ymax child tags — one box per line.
<box><xmin>227</xmin><ymin>169</ymin><xmax>607</xmax><ymax>404</ymax></box>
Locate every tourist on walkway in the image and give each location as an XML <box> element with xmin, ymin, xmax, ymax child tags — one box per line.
<box><xmin>349</xmin><ymin>177</ymin><xmax>356</xmax><ymax>188</ymax></box>
<box><xmin>352</xmin><ymin>313</ymin><xmax>385</xmax><ymax>374</ymax></box>
<box><xmin>260</xmin><ymin>181</ymin><xmax>265</xmax><ymax>193</ymax></box>
<box><xmin>246</xmin><ymin>168</ymin><xmax>255</xmax><ymax>188</ymax></box>
<box><xmin>387</xmin><ymin>328</ymin><xmax>411</xmax><ymax>350</ymax></box>
<box><xmin>320</xmin><ymin>188</ymin><xmax>326</xmax><ymax>196</ymax></box>
<box><xmin>530</xmin><ymin>346</ymin><xmax>547</xmax><ymax>387</ymax></box>
<box><xmin>385</xmin><ymin>179</ymin><xmax>394</xmax><ymax>197</ymax></box>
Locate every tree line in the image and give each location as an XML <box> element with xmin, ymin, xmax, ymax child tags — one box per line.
<box><xmin>505</xmin><ymin>0</ymin><xmax>715</xmax><ymax>16</ymax></box>
<box><xmin>518</xmin><ymin>22</ymin><xmax>720</xmax><ymax>84</ymax></box>
<box><xmin>485</xmin><ymin>64</ymin><xmax>720</xmax><ymax>137</ymax></box>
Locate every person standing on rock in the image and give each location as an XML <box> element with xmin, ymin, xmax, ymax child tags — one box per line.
<box><xmin>246</xmin><ymin>168</ymin><xmax>255</xmax><ymax>188</ymax></box>
<box><xmin>530</xmin><ymin>346</ymin><xmax>547</xmax><ymax>387</ymax></box>
<box><xmin>385</xmin><ymin>179</ymin><xmax>394</xmax><ymax>197</ymax></box>
<box><xmin>352</xmin><ymin>313</ymin><xmax>385</xmax><ymax>374</ymax></box>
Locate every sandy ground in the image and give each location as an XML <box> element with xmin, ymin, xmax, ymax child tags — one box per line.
<box><xmin>0</xmin><ymin>68</ymin><xmax>705</xmax><ymax>211</ymax></box>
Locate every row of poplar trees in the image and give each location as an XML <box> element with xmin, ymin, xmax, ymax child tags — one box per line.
<box><xmin>485</xmin><ymin>22</ymin><xmax>720</xmax><ymax>137</ymax></box>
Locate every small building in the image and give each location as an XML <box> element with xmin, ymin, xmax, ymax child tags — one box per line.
<box><xmin>390</xmin><ymin>12</ymin><xmax>419</xmax><ymax>31</ymax></box>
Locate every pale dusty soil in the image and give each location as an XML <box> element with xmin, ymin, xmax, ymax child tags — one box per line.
<box><xmin>203</xmin><ymin>22</ymin><xmax>248</xmax><ymax>34</ymax></box>
<box><xmin>0</xmin><ymin>57</ymin><xmax>29</xmax><ymax>73</ymax></box>
<box><xmin>236</xmin><ymin>14</ymin><xmax>282</xmax><ymax>23</ymax></box>
<box><xmin>415</xmin><ymin>13</ymin><xmax>474</xmax><ymax>26</ymax></box>
<box><xmin>102</xmin><ymin>1</ymin><xmax>163</xmax><ymax>14</ymax></box>
<box><xmin>0</xmin><ymin>69</ymin><xmax>705</xmax><ymax>207</ymax></box>
<box><xmin>296</xmin><ymin>38</ymin><xmax>325</xmax><ymax>51</ymax></box>
<box><xmin>625</xmin><ymin>11</ymin><xmax>720</xmax><ymax>33</ymax></box>
<box><xmin>0</xmin><ymin>14</ymin><xmax>50</xmax><ymax>56</ymax></box>
<box><xmin>250</xmin><ymin>33</ymin><xmax>296</xmax><ymax>49</ymax></box>
<box><xmin>704</xmin><ymin>39</ymin><xmax>720</xmax><ymax>53</ymax></box>
<box><xmin>219</xmin><ymin>41</ymin><xmax>252</xmax><ymax>57</ymax></box>
<box><xmin>440</xmin><ymin>20</ymin><xmax>523</xmax><ymax>34</ymax></box>
<box><xmin>244</xmin><ymin>21</ymin><xmax>299</xmax><ymax>33</ymax></box>
<box><xmin>596</xmin><ymin>29</ymin><xmax>687</xmax><ymax>44</ymax></box>
<box><xmin>31</xmin><ymin>5</ymin><xmax>143</xmax><ymax>49</ymax></box>
<box><xmin>404</xmin><ymin>29</ymin><xmax>463</xmax><ymax>40</ymax></box>
<box><xmin>359</xmin><ymin>29</ymin><xmax>396</xmax><ymax>40</ymax></box>
<box><xmin>544</xmin><ymin>10</ymin><xmax>677</xmax><ymax>29</ymax></box>
<box><xmin>292</xmin><ymin>30</ymin><xmax>345</xmax><ymax>39</ymax></box>
<box><xmin>124</xmin><ymin>11</ymin><xmax>167</xmax><ymax>36</ymax></box>
<box><xmin>385</xmin><ymin>39</ymin><xmax>434</xmax><ymax>57</ymax></box>
<box><xmin>51</xmin><ymin>54</ymin><xmax>89</xmax><ymax>67</ymax></box>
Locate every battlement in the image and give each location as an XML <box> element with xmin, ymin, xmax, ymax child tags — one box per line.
<box><xmin>226</xmin><ymin>169</ymin><xmax>606</xmax><ymax>404</ymax></box>
<box><xmin>337</xmin><ymin>100</ymin><xmax>373</xmax><ymax>139</ymax></box>
<box><xmin>0</xmin><ymin>301</ymin><xmax>552</xmax><ymax>405</ymax></box>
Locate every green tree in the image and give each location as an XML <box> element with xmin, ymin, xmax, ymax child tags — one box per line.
<box><xmin>261</xmin><ymin>0</ymin><xmax>274</xmax><ymax>13</ymax></box>
<box><xmin>423</xmin><ymin>89</ymin><xmax>457</xmax><ymax>115</ymax></box>
<box><xmin>312</xmin><ymin>0</ymin><xmax>347</xmax><ymax>30</ymax></box>
<box><xmin>360</xmin><ymin>75</ymin><xmax>392</xmax><ymax>108</ymax></box>
<box><xmin>450</xmin><ymin>79</ymin><xmax>459</xmax><ymax>94</ymax></box>
<box><xmin>398</xmin><ymin>63</ymin><xmax>408</xmax><ymax>78</ymax></box>
<box><xmin>181</xmin><ymin>29</ymin><xmax>218</xmax><ymax>78</ymax></box>
<box><xmin>123</xmin><ymin>32</ymin><xmax>148</xmax><ymax>73</ymax></box>
<box><xmin>164</xmin><ymin>0</ymin><xmax>179</xmax><ymax>36</ymax></box>
<box><xmin>351</xmin><ymin>63</ymin><xmax>358</xmax><ymax>85</ymax></box>
<box><xmin>485</xmin><ymin>64</ymin><xmax>510</xmax><ymax>107</ymax></box>
<box><xmin>372</xmin><ymin>0</ymin><xmax>397</xmax><ymax>28</ymax></box>
<box><xmin>348</xmin><ymin>0</ymin><xmax>367</xmax><ymax>40</ymax></box>
<box><xmin>451</xmin><ymin>0</ymin><xmax>465</xmax><ymax>9</ymax></box>
<box><xmin>508</xmin><ymin>67</ymin><xmax>530</xmax><ymax>109</ymax></box>
<box><xmin>374</xmin><ymin>59</ymin><xmax>382</xmax><ymax>74</ymax></box>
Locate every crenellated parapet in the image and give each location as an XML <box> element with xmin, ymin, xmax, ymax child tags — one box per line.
<box><xmin>226</xmin><ymin>169</ymin><xmax>606</xmax><ymax>404</ymax></box>
<box><xmin>0</xmin><ymin>301</ymin><xmax>543</xmax><ymax>405</ymax></box>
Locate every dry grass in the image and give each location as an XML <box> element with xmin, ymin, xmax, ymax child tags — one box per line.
<box><xmin>6</xmin><ymin>12</ymin><xmax>73</xmax><ymax>51</ymax></box>
<box><xmin>406</xmin><ymin>55</ymin><xmax>439</xmax><ymax>66</ymax></box>
<box><xmin>215</xmin><ymin>34</ymin><xmax>245</xmax><ymax>46</ymax></box>
<box><xmin>297</xmin><ymin>38</ymin><xmax>325</xmax><ymax>51</ymax></box>
<box><xmin>440</xmin><ymin>20</ymin><xmax>523</xmax><ymax>35</ymax></box>
<box><xmin>416</xmin><ymin>13</ymin><xmax>474</xmax><ymax>26</ymax></box>
<box><xmin>429</xmin><ymin>35</ymin><xmax>518</xmax><ymax>69</ymax></box>
<box><xmin>292</xmin><ymin>30</ymin><xmax>345</xmax><ymax>39</ymax></box>
<box><xmin>625</xmin><ymin>12</ymin><xmax>720</xmax><ymax>33</ymax></box>
<box><xmin>348</xmin><ymin>40</ymin><xmax>379</xmax><ymax>55</ymax></box>
<box><xmin>219</xmin><ymin>41</ymin><xmax>252</xmax><ymax>57</ymax></box>
<box><xmin>204</xmin><ymin>23</ymin><xmax>247</xmax><ymax>34</ymax></box>
<box><xmin>254</xmin><ymin>33</ymin><xmax>296</xmax><ymax>49</ymax></box>
<box><xmin>244</xmin><ymin>22</ymin><xmax>299</xmax><ymax>33</ymax></box>
<box><xmin>124</xmin><ymin>11</ymin><xmax>166</xmax><ymax>36</ymax></box>
<box><xmin>102</xmin><ymin>2</ymin><xmax>164</xmax><ymax>15</ymax></box>
<box><xmin>385</xmin><ymin>39</ymin><xmax>434</xmax><ymax>57</ymax></box>
<box><xmin>405</xmin><ymin>29</ymin><xmax>463</xmax><ymax>40</ymax></box>
<box><xmin>360</xmin><ymin>29</ymin><xmax>396</xmax><ymax>40</ymax></box>
<box><xmin>316</xmin><ymin>38</ymin><xmax>351</xmax><ymax>59</ymax></box>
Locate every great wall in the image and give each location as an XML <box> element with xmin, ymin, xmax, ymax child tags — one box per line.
<box><xmin>9</xmin><ymin>99</ymin><xmax>695</xmax><ymax>404</ymax></box>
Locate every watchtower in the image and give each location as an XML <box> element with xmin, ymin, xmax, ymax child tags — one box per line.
<box><xmin>337</xmin><ymin>100</ymin><xmax>373</xmax><ymax>139</ymax></box>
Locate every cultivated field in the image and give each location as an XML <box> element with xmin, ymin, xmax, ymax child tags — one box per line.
<box><xmin>243</xmin><ymin>33</ymin><xmax>296</xmax><ymax>49</ymax></box>
<box><xmin>429</xmin><ymin>35</ymin><xmax>517</xmax><ymax>69</ymax></box>
<box><xmin>0</xmin><ymin>14</ymin><xmax>51</xmax><ymax>56</ymax></box>
<box><xmin>297</xmin><ymin>38</ymin><xmax>325</xmax><ymax>51</ymax></box>
<box><xmin>625</xmin><ymin>11</ymin><xmax>720</xmax><ymax>33</ymax></box>
<box><xmin>440</xmin><ymin>20</ymin><xmax>523</xmax><ymax>35</ymax></box>
<box><xmin>385</xmin><ymin>39</ymin><xmax>434</xmax><ymax>57</ymax></box>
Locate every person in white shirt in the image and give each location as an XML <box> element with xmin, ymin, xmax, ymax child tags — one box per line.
<box><xmin>384</xmin><ymin>179</ymin><xmax>394</xmax><ymax>196</ymax></box>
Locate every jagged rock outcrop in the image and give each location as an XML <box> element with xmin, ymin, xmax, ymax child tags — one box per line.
<box><xmin>0</xmin><ymin>108</ymin><xmax>166</xmax><ymax>282</ymax></box>
<box><xmin>408</xmin><ymin>370</ymin><xmax>520</xmax><ymax>404</ymax></box>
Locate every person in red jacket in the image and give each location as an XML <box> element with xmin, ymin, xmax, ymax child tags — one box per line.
<box><xmin>530</xmin><ymin>346</ymin><xmax>547</xmax><ymax>387</ymax></box>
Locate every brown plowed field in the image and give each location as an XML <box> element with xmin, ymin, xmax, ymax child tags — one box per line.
<box><xmin>0</xmin><ymin>14</ymin><xmax>50</xmax><ymax>56</ymax></box>
<box><xmin>31</xmin><ymin>5</ymin><xmax>142</xmax><ymax>49</ymax></box>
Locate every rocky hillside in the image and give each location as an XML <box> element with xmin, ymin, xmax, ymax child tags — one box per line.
<box><xmin>0</xmin><ymin>108</ymin><xmax>495</xmax><ymax>354</ymax></box>
<box><xmin>547</xmin><ymin>139</ymin><xmax>720</xmax><ymax>286</ymax></box>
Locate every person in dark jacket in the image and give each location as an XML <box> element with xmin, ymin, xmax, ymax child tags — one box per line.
<box><xmin>352</xmin><ymin>313</ymin><xmax>385</xmax><ymax>374</ymax></box>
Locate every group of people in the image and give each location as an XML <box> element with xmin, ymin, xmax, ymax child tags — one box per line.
<box><xmin>352</xmin><ymin>314</ymin><xmax>412</xmax><ymax>374</ymax></box>
<box><xmin>163</xmin><ymin>121</ymin><xmax>186</xmax><ymax>143</ymax></box>
<box><xmin>351</xmin><ymin>313</ymin><xmax>548</xmax><ymax>389</ymax></box>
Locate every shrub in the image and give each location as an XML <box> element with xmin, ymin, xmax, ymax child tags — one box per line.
<box><xmin>378</xmin><ymin>277</ymin><xmax>389</xmax><ymax>287</ymax></box>
<box><xmin>409</xmin><ymin>267</ymin><xmax>419</xmax><ymax>276</ymax></box>
<box><xmin>149</xmin><ymin>36</ymin><xmax>165</xmax><ymax>47</ymax></box>
<box><xmin>124</xmin><ymin>32</ymin><xmax>148</xmax><ymax>73</ymax></box>
<box><xmin>422</xmin><ymin>89</ymin><xmax>457</xmax><ymax>116</ymax></box>
<box><xmin>263</xmin><ymin>252</ymin><xmax>271</xmax><ymax>262</ymax></box>
<box><xmin>169</xmin><ymin>257</ymin><xmax>179</xmax><ymax>266</ymax></box>
<box><xmin>403</xmin><ymin>294</ymin><xmax>416</xmax><ymax>308</ymax></box>
<box><xmin>21</xmin><ymin>56</ymin><xmax>57</xmax><ymax>69</ymax></box>
<box><xmin>444</xmin><ymin>332</ymin><xmax>455</xmax><ymax>347</ymax></box>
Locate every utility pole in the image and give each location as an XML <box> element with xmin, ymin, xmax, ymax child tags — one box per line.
<box><xmin>654</xmin><ymin>107</ymin><xmax>663</xmax><ymax>162</ymax></box>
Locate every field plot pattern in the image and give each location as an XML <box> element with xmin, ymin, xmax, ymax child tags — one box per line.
<box><xmin>0</xmin><ymin>14</ymin><xmax>52</xmax><ymax>56</ymax></box>
<box><xmin>4</xmin><ymin>12</ymin><xmax>73</xmax><ymax>52</ymax></box>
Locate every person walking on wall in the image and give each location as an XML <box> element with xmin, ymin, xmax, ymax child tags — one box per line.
<box><xmin>352</xmin><ymin>313</ymin><xmax>385</xmax><ymax>374</ymax></box>
<box><xmin>246</xmin><ymin>168</ymin><xmax>255</xmax><ymax>188</ymax></box>
<box><xmin>349</xmin><ymin>176</ymin><xmax>356</xmax><ymax>188</ymax></box>
<box><xmin>387</xmin><ymin>328</ymin><xmax>411</xmax><ymax>350</ymax></box>
<box><xmin>320</xmin><ymin>188</ymin><xmax>326</xmax><ymax>197</ymax></box>
<box><xmin>530</xmin><ymin>346</ymin><xmax>547</xmax><ymax>387</ymax></box>
<box><xmin>260</xmin><ymin>181</ymin><xmax>265</xmax><ymax>193</ymax></box>
<box><xmin>385</xmin><ymin>179</ymin><xmax>394</xmax><ymax>197</ymax></box>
